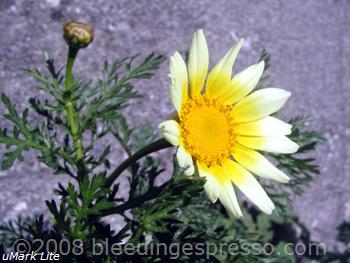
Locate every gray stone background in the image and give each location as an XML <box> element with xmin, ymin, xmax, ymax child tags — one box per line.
<box><xmin>0</xmin><ymin>0</ymin><xmax>349</xmax><ymax>250</ymax></box>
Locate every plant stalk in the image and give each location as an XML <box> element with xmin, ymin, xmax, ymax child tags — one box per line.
<box><xmin>104</xmin><ymin>138</ymin><xmax>171</xmax><ymax>188</ymax></box>
<box><xmin>64</xmin><ymin>46</ymin><xmax>83</xmax><ymax>162</ymax></box>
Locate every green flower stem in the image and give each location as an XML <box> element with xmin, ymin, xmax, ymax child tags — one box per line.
<box><xmin>104</xmin><ymin>138</ymin><xmax>171</xmax><ymax>188</ymax></box>
<box><xmin>63</xmin><ymin>45</ymin><xmax>89</xmax><ymax>239</ymax></box>
<box><xmin>64</xmin><ymin>46</ymin><xmax>83</xmax><ymax>162</ymax></box>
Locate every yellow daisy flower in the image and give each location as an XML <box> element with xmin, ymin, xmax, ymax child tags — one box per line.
<box><xmin>159</xmin><ymin>30</ymin><xmax>299</xmax><ymax>217</ymax></box>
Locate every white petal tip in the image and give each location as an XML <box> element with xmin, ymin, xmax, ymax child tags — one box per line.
<box><xmin>158</xmin><ymin>120</ymin><xmax>180</xmax><ymax>146</ymax></box>
<box><xmin>229</xmin><ymin>209</ymin><xmax>243</xmax><ymax>218</ymax></box>
<box><xmin>282</xmin><ymin>177</ymin><xmax>291</xmax><ymax>183</ymax></box>
<box><xmin>234</xmin><ymin>38</ymin><xmax>244</xmax><ymax>50</ymax></box>
<box><xmin>158</xmin><ymin>122</ymin><xmax>168</xmax><ymax>129</ymax></box>
<box><xmin>290</xmin><ymin>143</ymin><xmax>300</xmax><ymax>153</ymax></box>
<box><xmin>283</xmin><ymin>90</ymin><xmax>292</xmax><ymax>99</ymax></box>
<box><xmin>275</xmin><ymin>136</ymin><xmax>300</xmax><ymax>154</ymax></box>
<box><xmin>172</xmin><ymin>51</ymin><xmax>183</xmax><ymax>62</ymax></box>
<box><xmin>258</xmin><ymin>60</ymin><xmax>265</xmax><ymax>69</ymax></box>
<box><xmin>263</xmin><ymin>202</ymin><xmax>275</xmax><ymax>215</ymax></box>
<box><xmin>252</xmin><ymin>61</ymin><xmax>265</xmax><ymax>77</ymax></box>
<box><xmin>265</xmin><ymin>209</ymin><xmax>274</xmax><ymax>215</ymax></box>
<box><xmin>236</xmin><ymin>209</ymin><xmax>244</xmax><ymax>218</ymax></box>
<box><xmin>276</xmin><ymin>170</ymin><xmax>291</xmax><ymax>183</ymax></box>
<box><xmin>270</xmin><ymin>88</ymin><xmax>292</xmax><ymax>98</ymax></box>
<box><xmin>184</xmin><ymin>165</ymin><xmax>195</xmax><ymax>176</ymax></box>
<box><xmin>285</xmin><ymin>125</ymin><xmax>293</xmax><ymax>135</ymax></box>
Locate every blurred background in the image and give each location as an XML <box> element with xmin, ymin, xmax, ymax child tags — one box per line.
<box><xmin>0</xmin><ymin>0</ymin><xmax>349</xmax><ymax>251</ymax></box>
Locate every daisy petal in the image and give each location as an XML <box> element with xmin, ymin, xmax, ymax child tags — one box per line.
<box><xmin>232</xmin><ymin>88</ymin><xmax>291</xmax><ymax>123</ymax></box>
<box><xmin>234</xmin><ymin>116</ymin><xmax>292</xmax><ymax>136</ymax></box>
<box><xmin>188</xmin><ymin>29</ymin><xmax>209</xmax><ymax>97</ymax></box>
<box><xmin>197</xmin><ymin>163</ymin><xmax>220</xmax><ymax>203</ymax></box>
<box><xmin>218</xmin><ymin>182</ymin><xmax>243</xmax><ymax>218</ymax></box>
<box><xmin>233</xmin><ymin>144</ymin><xmax>290</xmax><ymax>183</ymax></box>
<box><xmin>158</xmin><ymin>120</ymin><xmax>180</xmax><ymax>146</ymax></box>
<box><xmin>206</xmin><ymin>39</ymin><xmax>244</xmax><ymax>97</ymax></box>
<box><xmin>169</xmin><ymin>51</ymin><xmax>188</xmax><ymax>112</ymax></box>
<box><xmin>236</xmin><ymin>135</ymin><xmax>299</xmax><ymax>154</ymax></box>
<box><xmin>227</xmin><ymin>160</ymin><xmax>275</xmax><ymax>214</ymax></box>
<box><xmin>220</xmin><ymin>61</ymin><xmax>265</xmax><ymax>105</ymax></box>
<box><xmin>199</xmin><ymin>161</ymin><xmax>242</xmax><ymax>217</ymax></box>
<box><xmin>176</xmin><ymin>146</ymin><xmax>194</xmax><ymax>176</ymax></box>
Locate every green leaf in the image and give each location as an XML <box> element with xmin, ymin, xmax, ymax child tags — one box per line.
<box><xmin>1</xmin><ymin>145</ymin><xmax>25</xmax><ymax>170</ymax></box>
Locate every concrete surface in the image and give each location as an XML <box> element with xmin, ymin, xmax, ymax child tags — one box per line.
<box><xmin>0</xmin><ymin>0</ymin><xmax>350</xmax><ymax>250</ymax></box>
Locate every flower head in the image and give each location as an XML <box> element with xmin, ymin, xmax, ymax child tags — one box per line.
<box><xmin>63</xmin><ymin>21</ymin><xmax>94</xmax><ymax>49</ymax></box>
<box><xmin>159</xmin><ymin>30</ymin><xmax>299</xmax><ymax>217</ymax></box>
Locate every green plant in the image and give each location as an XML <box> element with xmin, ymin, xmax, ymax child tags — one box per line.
<box><xmin>0</xmin><ymin>22</ymin><xmax>327</xmax><ymax>263</ymax></box>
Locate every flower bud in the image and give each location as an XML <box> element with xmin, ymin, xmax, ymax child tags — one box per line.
<box><xmin>63</xmin><ymin>21</ymin><xmax>94</xmax><ymax>49</ymax></box>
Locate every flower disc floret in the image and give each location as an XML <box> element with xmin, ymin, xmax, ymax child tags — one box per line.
<box><xmin>180</xmin><ymin>94</ymin><xmax>235</xmax><ymax>167</ymax></box>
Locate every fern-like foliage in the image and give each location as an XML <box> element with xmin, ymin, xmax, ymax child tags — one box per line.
<box><xmin>0</xmin><ymin>45</ymin><xmax>328</xmax><ymax>263</ymax></box>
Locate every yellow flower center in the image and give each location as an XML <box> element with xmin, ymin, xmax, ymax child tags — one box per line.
<box><xmin>179</xmin><ymin>94</ymin><xmax>235</xmax><ymax>167</ymax></box>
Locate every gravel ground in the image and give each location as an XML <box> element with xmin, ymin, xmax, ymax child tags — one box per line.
<box><xmin>0</xmin><ymin>0</ymin><xmax>349</xmax><ymax>250</ymax></box>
